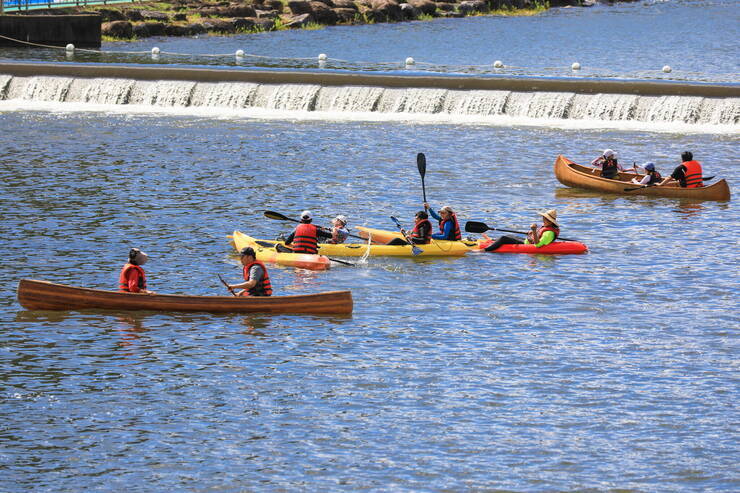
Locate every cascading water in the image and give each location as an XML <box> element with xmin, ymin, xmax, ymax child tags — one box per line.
<box><xmin>1</xmin><ymin>75</ymin><xmax>738</xmax><ymax>129</ymax></box>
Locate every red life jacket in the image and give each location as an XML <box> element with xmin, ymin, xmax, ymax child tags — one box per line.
<box><xmin>528</xmin><ymin>226</ymin><xmax>560</xmax><ymax>244</ymax></box>
<box><xmin>242</xmin><ymin>260</ymin><xmax>272</xmax><ymax>297</ymax></box>
<box><xmin>292</xmin><ymin>223</ymin><xmax>319</xmax><ymax>254</ymax></box>
<box><xmin>410</xmin><ymin>219</ymin><xmax>432</xmax><ymax>244</ymax></box>
<box><xmin>119</xmin><ymin>263</ymin><xmax>146</xmax><ymax>292</ymax></box>
<box><xmin>439</xmin><ymin>213</ymin><xmax>462</xmax><ymax>241</ymax></box>
<box><xmin>683</xmin><ymin>160</ymin><xmax>703</xmax><ymax>188</ymax></box>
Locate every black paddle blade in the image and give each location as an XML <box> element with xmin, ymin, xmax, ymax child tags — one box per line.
<box><xmin>417</xmin><ymin>152</ymin><xmax>426</xmax><ymax>177</ymax></box>
<box><xmin>264</xmin><ymin>210</ymin><xmax>294</xmax><ymax>222</ymax></box>
<box><xmin>464</xmin><ymin>221</ymin><xmax>490</xmax><ymax>233</ymax></box>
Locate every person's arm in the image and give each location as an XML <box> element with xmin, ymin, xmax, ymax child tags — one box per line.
<box><xmin>534</xmin><ymin>230</ymin><xmax>556</xmax><ymax>247</ymax></box>
<box><xmin>632</xmin><ymin>174</ymin><xmax>651</xmax><ymax>185</ymax></box>
<box><xmin>427</xmin><ymin>207</ymin><xmax>441</xmax><ymax>221</ymax></box>
<box><xmin>317</xmin><ymin>228</ymin><xmax>332</xmax><ymax>241</ymax></box>
<box><xmin>284</xmin><ymin>231</ymin><xmax>295</xmax><ymax>245</ymax></box>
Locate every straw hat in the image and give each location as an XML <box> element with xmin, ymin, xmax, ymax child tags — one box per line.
<box><xmin>538</xmin><ymin>209</ymin><xmax>559</xmax><ymax>227</ymax></box>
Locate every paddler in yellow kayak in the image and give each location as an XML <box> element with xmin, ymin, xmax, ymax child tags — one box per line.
<box><xmin>284</xmin><ymin>210</ymin><xmax>332</xmax><ymax>253</ymax></box>
<box><xmin>424</xmin><ymin>203</ymin><xmax>462</xmax><ymax>241</ymax></box>
<box><xmin>387</xmin><ymin>210</ymin><xmax>432</xmax><ymax>245</ymax></box>
<box><xmin>228</xmin><ymin>247</ymin><xmax>273</xmax><ymax>296</ymax></box>
<box><xmin>484</xmin><ymin>209</ymin><xmax>561</xmax><ymax>252</ymax></box>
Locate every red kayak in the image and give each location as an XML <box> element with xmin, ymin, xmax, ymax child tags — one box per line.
<box><xmin>476</xmin><ymin>237</ymin><xmax>588</xmax><ymax>254</ymax></box>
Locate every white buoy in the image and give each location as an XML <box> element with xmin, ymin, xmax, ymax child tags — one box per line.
<box><xmin>571</xmin><ymin>62</ymin><xmax>581</xmax><ymax>70</ymax></box>
<box><xmin>65</xmin><ymin>43</ymin><xmax>74</xmax><ymax>52</ymax></box>
<box><xmin>662</xmin><ymin>65</ymin><xmax>672</xmax><ymax>73</ymax></box>
<box><xmin>235</xmin><ymin>49</ymin><xmax>244</xmax><ymax>57</ymax></box>
<box><xmin>493</xmin><ymin>60</ymin><xmax>504</xmax><ymax>68</ymax></box>
<box><xmin>318</xmin><ymin>53</ymin><xmax>327</xmax><ymax>61</ymax></box>
<box><xmin>405</xmin><ymin>57</ymin><xmax>415</xmax><ymax>66</ymax></box>
<box><xmin>151</xmin><ymin>47</ymin><xmax>160</xmax><ymax>55</ymax></box>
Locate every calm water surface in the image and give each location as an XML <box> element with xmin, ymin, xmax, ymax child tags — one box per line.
<box><xmin>1</xmin><ymin>0</ymin><xmax>739</xmax><ymax>491</ymax></box>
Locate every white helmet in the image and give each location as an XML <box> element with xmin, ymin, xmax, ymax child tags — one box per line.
<box><xmin>603</xmin><ymin>149</ymin><xmax>615</xmax><ymax>158</ymax></box>
<box><xmin>300</xmin><ymin>210</ymin><xmax>312</xmax><ymax>220</ymax></box>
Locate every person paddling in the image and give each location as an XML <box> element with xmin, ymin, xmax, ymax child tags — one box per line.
<box><xmin>590</xmin><ymin>149</ymin><xmax>625</xmax><ymax>179</ymax></box>
<box><xmin>658</xmin><ymin>151</ymin><xmax>704</xmax><ymax>188</ymax></box>
<box><xmin>630</xmin><ymin>162</ymin><xmax>663</xmax><ymax>186</ymax></box>
<box><xmin>119</xmin><ymin>248</ymin><xmax>153</xmax><ymax>294</ymax></box>
<box><xmin>284</xmin><ymin>210</ymin><xmax>331</xmax><ymax>254</ymax></box>
<box><xmin>424</xmin><ymin>203</ymin><xmax>462</xmax><ymax>241</ymax></box>
<box><xmin>228</xmin><ymin>247</ymin><xmax>272</xmax><ymax>297</ymax></box>
<box><xmin>387</xmin><ymin>210</ymin><xmax>432</xmax><ymax>245</ymax></box>
<box><xmin>484</xmin><ymin>209</ymin><xmax>561</xmax><ymax>252</ymax></box>
<box><xmin>326</xmin><ymin>215</ymin><xmax>349</xmax><ymax>244</ymax></box>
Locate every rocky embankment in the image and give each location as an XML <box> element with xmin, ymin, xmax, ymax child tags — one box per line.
<box><xmin>31</xmin><ymin>0</ymin><xmax>608</xmax><ymax>40</ymax></box>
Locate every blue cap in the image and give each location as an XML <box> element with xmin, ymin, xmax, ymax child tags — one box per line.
<box><xmin>644</xmin><ymin>162</ymin><xmax>655</xmax><ymax>171</ymax></box>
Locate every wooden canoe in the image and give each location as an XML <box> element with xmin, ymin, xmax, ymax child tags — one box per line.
<box><xmin>554</xmin><ymin>155</ymin><xmax>731</xmax><ymax>201</ymax></box>
<box><xmin>17</xmin><ymin>279</ymin><xmax>353</xmax><ymax>315</ymax></box>
<box><xmin>232</xmin><ymin>230</ymin><xmax>331</xmax><ymax>270</ymax></box>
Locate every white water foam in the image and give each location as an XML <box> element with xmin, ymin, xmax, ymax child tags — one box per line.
<box><xmin>1</xmin><ymin>76</ymin><xmax>738</xmax><ymax>135</ymax></box>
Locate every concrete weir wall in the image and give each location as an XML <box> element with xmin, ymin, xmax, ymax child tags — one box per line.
<box><xmin>0</xmin><ymin>15</ymin><xmax>101</xmax><ymax>48</ymax></box>
<box><xmin>0</xmin><ymin>62</ymin><xmax>739</xmax><ymax>98</ymax></box>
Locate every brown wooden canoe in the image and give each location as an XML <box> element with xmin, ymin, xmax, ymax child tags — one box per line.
<box><xmin>17</xmin><ymin>279</ymin><xmax>353</xmax><ymax>315</ymax></box>
<box><xmin>554</xmin><ymin>155</ymin><xmax>731</xmax><ymax>201</ymax></box>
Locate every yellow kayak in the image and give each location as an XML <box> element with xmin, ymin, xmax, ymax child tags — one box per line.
<box><xmin>250</xmin><ymin>234</ymin><xmax>472</xmax><ymax>257</ymax></box>
<box><xmin>355</xmin><ymin>226</ymin><xmax>478</xmax><ymax>254</ymax></box>
<box><xmin>231</xmin><ymin>231</ymin><xmax>331</xmax><ymax>270</ymax></box>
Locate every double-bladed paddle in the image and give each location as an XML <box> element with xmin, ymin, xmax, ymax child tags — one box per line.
<box><xmin>389</xmin><ymin>216</ymin><xmax>424</xmax><ymax>255</ymax></box>
<box><xmin>465</xmin><ymin>221</ymin><xmax>579</xmax><ymax>242</ymax></box>
<box><xmin>253</xmin><ymin>239</ymin><xmax>356</xmax><ymax>266</ymax></box>
<box><xmin>263</xmin><ymin>210</ymin><xmax>371</xmax><ymax>242</ymax></box>
<box><xmin>217</xmin><ymin>273</ymin><xmax>237</xmax><ymax>297</ymax></box>
<box><xmin>417</xmin><ymin>152</ymin><xmax>427</xmax><ymax>203</ymax></box>
<box><xmin>623</xmin><ymin>176</ymin><xmax>716</xmax><ymax>192</ymax></box>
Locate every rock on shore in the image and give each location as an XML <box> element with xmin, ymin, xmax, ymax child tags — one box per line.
<box><xmin>19</xmin><ymin>0</ymin><xmax>614</xmax><ymax>40</ymax></box>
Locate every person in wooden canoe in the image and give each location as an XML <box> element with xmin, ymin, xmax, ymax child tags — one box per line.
<box><xmin>424</xmin><ymin>203</ymin><xmax>462</xmax><ymax>241</ymax></box>
<box><xmin>630</xmin><ymin>162</ymin><xmax>663</xmax><ymax>186</ymax></box>
<box><xmin>326</xmin><ymin>215</ymin><xmax>350</xmax><ymax>244</ymax></box>
<box><xmin>387</xmin><ymin>210</ymin><xmax>432</xmax><ymax>245</ymax></box>
<box><xmin>119</xmin><ymin>248</ymin><xmax>154</xmax><ymax>294</ymax></box>
<box><xmin>658</xmin><ymin>151</ymin><xmax>704</xmax><ymax>188</ymax></box>
<box><xmin>484</xmin><ymin>210</ymin><xmax>561</xmax><ymax>252</ymax></box>
<box><xmin>590</xmin><ymin>149</ymin><xmax>627</xmax><ymax>179</ymax></box>
<box><xmin>284</xmin><ymin>210</ymin><xmax>331</xmax><ymax>253</ymax></box>
<box><xmin>228</xmin><ymin>247</ymin><xmax>273</xmax><ymax>297</ymax></box>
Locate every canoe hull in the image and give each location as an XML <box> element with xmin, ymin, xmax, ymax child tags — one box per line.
<box><xmin>232</xmin><ymin>231</ymin><xmax>331</xmax><ymax>270</ymax></box>
<box><xmin>476</xmin><ymin>239</ymin><xmax>588</xmax><ymax>254</ymax></box>
<box><xmin>17</xmin><ymin>279</ymin><xmax>353</xmax><ymax>314</ymax></box>
<box><xmin>554</xmin><ymin>155</ymin><xmax>731</xmax><ymax>201</ymax></box>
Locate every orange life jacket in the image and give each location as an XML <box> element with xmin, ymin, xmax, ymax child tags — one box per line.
<box><xmin>119</xmin><ymin>263</ymin><xmax>146</xmax><ymax>292</ymax></box>
<box><xmin>683</xmin><ymin>160</ymin><xmax>703</xmax><ymax>188</ymax></box>
<box><xmin>439</xmin><ymin>213</ymin><xmax>462</xmax><ymax>241</ymax></box>
<box><xmin>410</xmin><ymin>219</ymin><xmax>432</xmax><ymax>244</ymax></box>
<box><xmin>292</xmin><ymin>223</ymin><xmax>319</xmax><ymax>254</ymax></box>
<box><xmin>242</xmin><ymin>260</ymin><xmax>272</xmax><ymax>297</ymax></box>
<box><xmin>528</xmin><ymin>225</ymin><xmax>560</xmax><ymax>244</ymax></box>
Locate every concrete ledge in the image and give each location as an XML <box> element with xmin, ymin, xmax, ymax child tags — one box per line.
<box><xmin>0</xmin><ymin>62</ymin><xmax>738</xmax><ymax>98</ymax></box>
<box><xmin>0</xmin><ymin>15</ymin><xmax>101</xmax><ymax>48</ymax></box>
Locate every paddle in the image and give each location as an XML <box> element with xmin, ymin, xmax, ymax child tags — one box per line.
<box><xmin>218</xmin><ymin>274</ymin><xmax>237</xmax><ymax>297</ymax></box>
<box><xmin>624</xmin><ymin>175</ymin><xmax>716</xmax><ymax>192</ymax></box>
<box><xmin>254</xmin><ymin>239</ymin><xmax>356</xmax><ymax>266</ymax></box>
<box><xmin>465</xmin><ymin>221</ymin><xmax>579</xmax><ymax>242</ymax></box>
<box><xmin>417</xmin><ymin>152</ymin><xmax>427</xmax><ymax>203</ymax></box>
<box><xmin>263</xmin><ymin>210</ymin><xmax>371</xmax><ymax>242</ymax></box>
<box><xmin>389</xmin><ymin>216</ymin><xmax>424</xmax><ymax>255</ymax></box>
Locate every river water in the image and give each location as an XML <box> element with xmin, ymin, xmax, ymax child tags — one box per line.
<box><xmin>1</xmin><ymin>1</ymin><xmax>738</xmax><ymax>491</ymax></box>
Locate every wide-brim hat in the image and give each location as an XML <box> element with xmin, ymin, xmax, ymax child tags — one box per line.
<box><xmin>538</xmin><ymin>209</ymin><xmax>559</xmax><ymax>227</ymax></box>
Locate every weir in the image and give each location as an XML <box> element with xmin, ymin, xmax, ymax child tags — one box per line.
<box><xmin>0</xmin><ymin>62</ymin><xmax>738</xmax><ymax>127</ymax></box>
